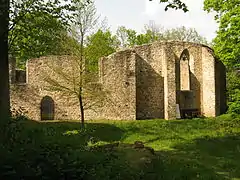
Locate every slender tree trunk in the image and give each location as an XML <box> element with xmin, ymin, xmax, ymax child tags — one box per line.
<box><xmin>79</xmin><ymin>31</ymin><xmax>85</xmax><ymax>128</ymax></box>
<box><xmin>0</xmin><ymin>0</ymin><xmax>10</xmax><ymax>124</ymax></box>
<box><xmin>79</xmin><ymin>94</ymin><xmax>85</xmax><ymax>128</ymax></box>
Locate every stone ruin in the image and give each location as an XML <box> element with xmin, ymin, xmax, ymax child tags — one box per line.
<box><xmin>10</xmin><ymin>41</ymin><xmax>227</xmax><ymax>120</ymax></box>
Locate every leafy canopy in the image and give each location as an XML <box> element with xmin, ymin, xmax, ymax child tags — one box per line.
<box><xmin>150</xmin><ymin>0</ymin><xmax>188</xmax><ymax>12</ymax></box>
<box><xmin>85</xmin><ymin>29</ymin><xmax>119</xmax><ymax>72</ymax></box>
<box><xmin>204</xmin><ymin>0</ymin><xmax>240</xmax><ymax>69</ymax></box>
<box><xmin>9</xmin><ymin>0</ymin><xmax>89</xmax><ymax>68</ymax></box>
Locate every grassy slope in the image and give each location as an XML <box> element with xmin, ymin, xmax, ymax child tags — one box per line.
<box><xmin>1</xmin><ymin>114</ymin><xmax>240</xmax><ymax>179</ymax></box>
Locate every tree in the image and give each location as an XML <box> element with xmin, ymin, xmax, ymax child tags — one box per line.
<box><xmin>9</xmin><ymin>10</ymin><xmax>68</xmax><ymax>68</ymax></box>
<box><xmin>116</xmin><ymin>27</ymin><xmax>154</xmax><ymax>47</ymax></box>
<box><xmin>143</xmin><ymin>21</ymin><xmax>164</xmax><ymax>42</ymax></box>
<box><xmin>9</xmin><ymin>0</ymin><xmax>80</xmax><ymax>31</ymax></box>
<box><xmin>116</xmin><ymin>26</ymin><xmax>129</xmax><ymax>48</ymax></box>
<box><xmin>69</xmin><ymin>0</ymin><xmax>99</xmax><ymax>127</ymax></box>
<box><xmin>204</xmin><ymin>0</ymin><xmax>240</xmax><ymax>69</ymax></box>
<box><xmin>43</xmin><ymin>56</ymin><xmax>107</xmax><ymax>128</ymax></box>
<box><xmin>9</xmin><ymin>0</ymin><xmax>89</xmax><ymax>68</ymax></box>
<box><xmin>116</xmin><ymin>25</ymin><xmax>208</xmax><ymax>48</ymax></box>
<box><xmin>85</xmin><ymin>29</ymin><xmax>119</xmax><ymax>72</ymax></box>
<box><xmin>204</xmin><ymin>0</ymin><xmax>240</xmax><ymax>114</ymax></box>
<box><xmin>150</xmin><ymin>0</ymin><xmax>188</xmax><ymax>12</ymax></box>
<box><xmin>0</xmin><ymin>0</ymin><xmax>10</xmax><ymax>122</ymax></box>
<box><xmin>162</xmin><ymin>26</ymin><xmax>208</xmax><ymax>44</ymax></box>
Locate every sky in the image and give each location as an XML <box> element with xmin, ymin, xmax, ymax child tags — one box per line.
<box><xmin>94</xmin><ymin>0</ymin><xmax>218</xmax><ymax>42</ymax></box>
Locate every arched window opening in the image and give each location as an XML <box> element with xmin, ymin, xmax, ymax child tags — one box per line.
<box><xmin>180</xmin><ymin>49</ymin><xmax>190</xmax><ymax>90</ymax></box>
<box><xmin>40</xmin><ymin>96</ymin><xmax>55</xmax><ymax>120</ymax></box>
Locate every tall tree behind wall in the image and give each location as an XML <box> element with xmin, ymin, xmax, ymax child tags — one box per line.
<box><xmin>204</xmin><ymin>0</ymin><xmax>240</xmax><ymax>114</ymax></box>
<box><xmin>163</xmin><ymin>26</ymin><xmax>208</xmax><ymax>44</ymax></box>
<box><xmin>204</xmin><ymin>0</ymin><xmax>240</xmax><ymax>69</ymax></box>
<box><xmin>0</xmin><ymin>0</ymin><xmax>10</xmax><ymax>122</ymax></box>
<box><xmin>116</xmin><ymin>24</ymin><xmax>208</xmax><ymax>48</ymax></box>
<box><xmin>85</xmin><ymin>29</ymin><xmax>119</xmax><ymax>73</ymax></box>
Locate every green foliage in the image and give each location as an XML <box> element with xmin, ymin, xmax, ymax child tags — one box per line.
<box><xmin>9</xmin><ymin>0</ymin><xmax>86</xmax><ymax>68</ymax></box>
<box><xmin>116</xmin><ymin>25</ymin><xmax>208</xmax><ymax>48</ymax></box>
<box><xmin>163</xmin><ymin>26</ymin><xmax>208</xmax><ymax>44</ymax></box>
<box><xmin>204</xmin><ymin>0</ymin><xmax>240</xmax><ymax>114</ymax></box>
<box><xmin>204</xmin><ymin>0</ymin><xmax>240</xmax><ymax>69</ymax></box>
<box><xmin>9</xmin><ymin>11</ymin><xmax>67</xmax><ymax>68</ymax></box>
<box><xmin>1</xmin><ymin>116</ymin><xmax>240</xmax><ymax>179</ymax></box>
<box><xmin>116</xmin><ymin>26</ymin><xmax>159</xmax><ymax>47</ymax></box>
<box><xmin>85</xmin><ymin>29</ymin><xmax>119</xmax><ymax>72</ymax></box>
<box><xmin>226</xmin><ymin>71</ymin><xmax>240</xmax><ymax>114</ymax></box>
<box><xmin>151</xmin><ymin>0</ymin><xmax>188</xmax><ymax>12</ymax></box>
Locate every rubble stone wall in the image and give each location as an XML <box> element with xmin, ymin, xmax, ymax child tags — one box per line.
<box><xmin>10</xmin><ymin>41</ymin><xmax>227</xmax><ymax>120</ymax></box>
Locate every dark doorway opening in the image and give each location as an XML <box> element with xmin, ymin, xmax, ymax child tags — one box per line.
<box><xmin>41</xmin><ymin>96</ymin><xmax>55</xmax><ymax>120</ymax></box>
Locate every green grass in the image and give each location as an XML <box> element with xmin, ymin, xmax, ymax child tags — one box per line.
<box><xmin>1</xmin><ymin>114</ymin><xmax>240</xmax><ymax>179</ymax></box>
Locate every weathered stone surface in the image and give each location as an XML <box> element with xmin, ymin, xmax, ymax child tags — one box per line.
<box><xmin>10</xmin><ymin>41</ymin><xmax>227</xmax><ymax>120</ymax></box>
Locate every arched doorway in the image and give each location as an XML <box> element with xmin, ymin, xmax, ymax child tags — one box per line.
<box><xmin>41</xmin><ymin>96</ymin><xmax>55</xmax><ymax>120</ymax></box>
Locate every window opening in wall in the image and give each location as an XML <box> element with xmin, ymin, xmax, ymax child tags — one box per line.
<box><xmin>180</xmin><ymin>49</ymin><xmax>190</xmax><ymax>90</ymax></box>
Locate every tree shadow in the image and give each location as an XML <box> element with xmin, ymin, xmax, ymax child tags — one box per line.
<box><xmin>156</xmin><ymin>133</ymin><xmax>240</xmax><ymax>180</ymax></box>
<box><xmin>3</xmin><ymin>119</ymin><xmax>239</xmax><ymax>180</ymax></box>
<box><xmin>7</xmin><ymin>119</ymin><xmax>124</xmax><ymax>152</ymax></box>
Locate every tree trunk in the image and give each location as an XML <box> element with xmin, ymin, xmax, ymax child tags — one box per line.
<box><xmin>79</xmin><ymin>94</ymin><xmax>85</xmax><ymax>128</ymax></box>
<box><xmin>78</xmin><ymin>30</ymin><xmax>85</xmax><ymax>128</ymax></box>
<box><xmin>0</xmin><ymin>0</ymin><xmax>10</xmax><ymax>123</ymax></box>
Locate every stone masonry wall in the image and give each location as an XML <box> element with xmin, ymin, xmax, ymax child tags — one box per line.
<box><xmin>135</xmin><ymin>53</ymin><xmax>164</xmax><ymax>119</ymax></box>
<box><xmin>201</xmin><ymin>47</ymin><xmax>216</xmax><ymax>117</ymax></box>
<box><xmin>11</xmin><ymin>56</ymin><xmax>101</xmax><ymax>120</ymax></box>
<box><xmin>99</xmin><ymin>50</ymin><xmax>136</xmax><ymax>120</ymax></box>
<box><xmin>10</xmin><ymin>41</ymin><xmax>226</xmax><ymax>121</ymax></box>
<box><xmin>133</xmin><ymin>44</ymin><xmax>164</xmax><ymax>119</ymax></box>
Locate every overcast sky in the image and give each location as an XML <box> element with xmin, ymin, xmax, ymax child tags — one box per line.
<box><xmin>94</xmin><ymin>0</ymin><xmax>218</xmax><ymax>42</ymax></box>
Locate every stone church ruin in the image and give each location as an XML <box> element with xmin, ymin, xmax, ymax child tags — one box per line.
<box><xmin>10</xmin><ymin>41</ymin><xmax>227</xmax><ymax>120</ymax></box>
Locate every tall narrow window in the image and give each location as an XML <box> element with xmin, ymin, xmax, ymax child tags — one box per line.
<box><xmin>180</xmin><ymin>49</ymin><xmax>190</xmax><ymax>90</ymax></box>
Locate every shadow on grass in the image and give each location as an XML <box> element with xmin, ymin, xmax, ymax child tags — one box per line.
<box><xmin>145</xmin><ymin>133</ymin><xmax>240</xmax><ymax>180</ymax></box>
<box><xmin>168</xmin><ymin>133</ymin><xmax>240</xmax><ymax>179</ymax></box>
<box><xmin>16</xmin><ymin>120</ymin><xmax>125</xmax><ymax>147</ymax></box>
<box><xmin>0</xmin><ymin>119</ymin><xmax>125</xmax><ymax>179</ymax></box>
<box><xmin>1</xmin><ymin>119</ymin><xmax>239</xmax><ymax>179</ymax></box>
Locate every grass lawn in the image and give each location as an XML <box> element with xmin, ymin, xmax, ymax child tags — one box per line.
<box><xmin>0</xmin><ymin>114</ymin><xmax>240</xmax><ymax>179</ymax></box>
